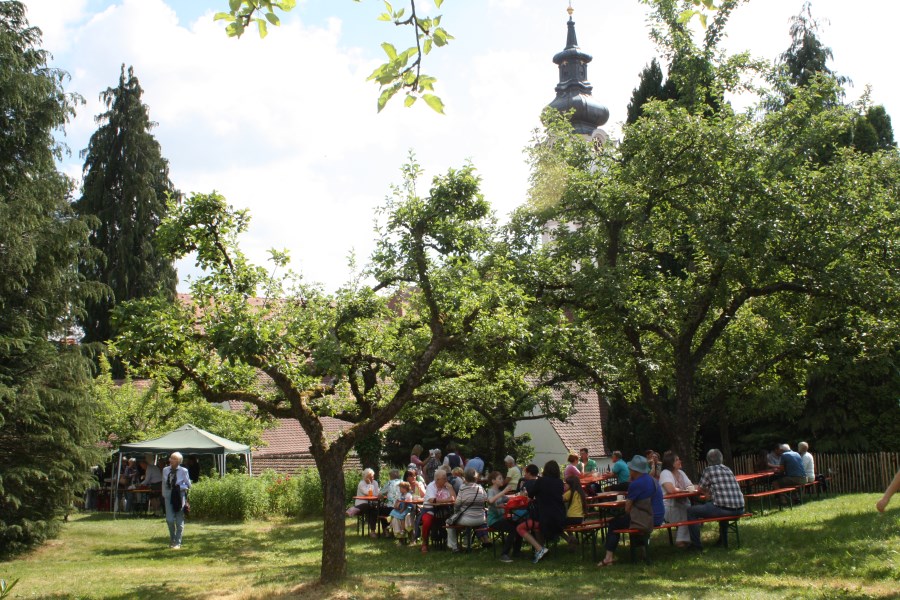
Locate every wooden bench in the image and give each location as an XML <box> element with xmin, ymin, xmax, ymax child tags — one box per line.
<box><xmin>614</xmin><ymin>513</ymin><xmax>751</xmax><ymax>563</ymax></box>
<box><xmin>744</xmin><ymin>487</ymin><xmax>797</xmax><ymax>514</ymax></box>
<box><xmin>563</xmin><ymin>518</ymin><xmax>610</xmax><ymax>561</ymax></box>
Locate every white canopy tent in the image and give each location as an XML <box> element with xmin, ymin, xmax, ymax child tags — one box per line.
<box><xmin>112</xmin><ymin>424</ymin><xmax>252</xmax><ymax>517</ymax></box>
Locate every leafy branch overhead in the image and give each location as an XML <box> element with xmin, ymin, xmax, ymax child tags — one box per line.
<box><xmin>368</xmin><ymin>0</ymin><xmax>451</xmax><ymax>114</ymax></box>
<box><xmin>214</xmin><ymin>0</ymin><xmax>451</xmax><ymax>114</ymax></box>
<box><xmin>213</xmin><ymin>0</ymin><xmax>296</xmax><ymax>39</ymax></box>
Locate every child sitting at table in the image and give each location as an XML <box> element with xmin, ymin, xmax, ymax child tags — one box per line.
<box><xmin>389</xmin><ymin>481</ymin><xmax>415</xmax><ymax>541</ymax></box>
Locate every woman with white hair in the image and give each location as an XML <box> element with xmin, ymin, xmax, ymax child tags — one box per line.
<box><xmin>347</xmin><ymin>468</ymin><xmax>381</xmax><ymax>538</ymax></box>
<box><xmin>162</xmin><ymin>452</ymin><xmax>191</xmax><ymax>549</ymax></box>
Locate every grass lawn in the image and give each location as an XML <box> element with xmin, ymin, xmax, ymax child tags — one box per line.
<box><xmin>2</xmin><ymin>493</ymin><xmax>898</xmax><ymax>599</ymax></box>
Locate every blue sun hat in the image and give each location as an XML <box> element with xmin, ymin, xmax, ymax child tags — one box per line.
<box><xmin>627</xmin><ymin>455</ymin><xmax>650</xmax><ymax>474</ymax></box>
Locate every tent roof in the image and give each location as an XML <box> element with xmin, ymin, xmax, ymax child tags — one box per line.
<box><xmin>118</xmin><ymin>424</ymin><xmax>250</xmax><ymax>455</ymax></box>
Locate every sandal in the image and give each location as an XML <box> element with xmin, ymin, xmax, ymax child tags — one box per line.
<box><xmin>597</xmin><ymin>557</ymin><xmax>616</xmax><ymax>568</ymax></box>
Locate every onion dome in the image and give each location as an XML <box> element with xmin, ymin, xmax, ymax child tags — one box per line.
<box><xmin>547</xmin><ymin>8</ymin><xmax>609</xmax><ymax>137</ymax></box>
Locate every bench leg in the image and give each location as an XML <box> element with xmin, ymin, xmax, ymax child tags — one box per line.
<box><xmin>627</xmin><ymin>533</ymin><xmax>650</xmax><ymax>564</ymax></box>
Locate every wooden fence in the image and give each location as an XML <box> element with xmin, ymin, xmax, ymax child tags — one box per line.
<box><xmin>696</xmin><ymin>452</ymin><xmax>900</xmax><ymax>494</ymax></box>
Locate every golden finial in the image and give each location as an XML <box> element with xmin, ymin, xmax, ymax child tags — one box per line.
<box><xmin>567</xmin><ymin>1</ymin><xmax>574</xmax><ymax>17</ymax></box>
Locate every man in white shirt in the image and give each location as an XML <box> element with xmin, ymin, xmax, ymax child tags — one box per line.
<box><xmin>798</xmin><ymin>441</ymin><xmax>815</xmax><ymax>483</ymax></box>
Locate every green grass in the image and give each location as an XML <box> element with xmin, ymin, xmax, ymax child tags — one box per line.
<box><xmin>1</xmin><ymin>494</ymin><xmax>898</xmax><ymax>599</ymax></box>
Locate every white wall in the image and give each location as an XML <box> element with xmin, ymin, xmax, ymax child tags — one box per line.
<box><xmin>515</xmin><ymin>418</ymin><xmax>568</xmax><ymax>468</ymax></box>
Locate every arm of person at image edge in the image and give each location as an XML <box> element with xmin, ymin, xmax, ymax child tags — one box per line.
<box><xmin>876</xmin><ymin>469</ymin><xmax>900</xmax><ymax>513</ymax></box>
<box><xmin>627</xmin><ymin>473</ymin><xmax>665</xmax><ymax>525</ymax></box>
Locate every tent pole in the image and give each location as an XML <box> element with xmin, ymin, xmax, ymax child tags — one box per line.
<box><xmin>113</xmin><ymin>452</ymin><xmax>123</xmax><ymax>520</ymax></box>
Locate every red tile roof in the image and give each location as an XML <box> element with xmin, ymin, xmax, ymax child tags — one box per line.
<box><xmin>546</xmin><ymin>384</ymin><xmax>607</xmax><ymax>457</ymax></box>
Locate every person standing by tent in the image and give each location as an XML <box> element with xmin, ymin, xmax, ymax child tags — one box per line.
<box><xmin>162</xmin><ymin>452</ymin><xmax>191</xmax><ymax>549</ymax></box>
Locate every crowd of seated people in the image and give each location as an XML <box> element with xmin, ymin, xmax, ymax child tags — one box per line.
<box><xmin>346</xmin><ymin>440</ymin><xmax>824</xmax><ymax>565</ymax></box>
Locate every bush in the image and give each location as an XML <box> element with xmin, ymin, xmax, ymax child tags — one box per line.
<box><xmin>189</xmin><ymin>473</ymin><xmax>268</xmax><ymax>521</ymax></box>
<box><xmin>189</xmin><ymin>469</ymin><xmax>363</xmax><ymax>521</ymax></box>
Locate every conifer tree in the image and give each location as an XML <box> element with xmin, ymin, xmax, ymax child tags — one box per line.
<box><xmin>75</xmin><ymin>65</ymin><xmax>177</xmax><ymax>348</ymax></box>
<box><xmin>626</xmin><ymin>58</ymin><xmax>666</xmax><ymax>125</ymax></box>
<box><xmin>0</xmin><ymin>0</ymin><xmax>102</xmax><ymax>555</ymax></box>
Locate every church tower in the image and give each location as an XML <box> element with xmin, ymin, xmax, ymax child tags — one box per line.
<box><xmin>547</xmin><ymin>6</ymin><xmax>609</xmax><ymax>142</ymax></box>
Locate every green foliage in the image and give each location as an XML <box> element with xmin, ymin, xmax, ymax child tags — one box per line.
<box><xmin>626</xmin><ymin>58</ymin><xmax>666</xmax><ymax>125</ymax></box>
<box><xmin>367</xmin><ymin>1</ymin><xmax>452</xmax><ymax>114</ymax></box>
<box><xmin>778</xmin><ymin>1</ymin><xmax>846</xmax><ymax>91</ymax></box>
<box><xmin>92</xmin><ymin>356</ymin><xmax>269</xmax><ymax>449</ymax></box>
<box><xmin>114</xmin><ymin>156</ymin><xmax>537</xmax><ymax>581</ymax></box>
<box><xmin>189</xmin><ymin>470</ymin><xmax>359</xmax><ymax>520</ymax></box>
<box><xmin>188</xmin><ymin>473</ymin><xmax>269</xmax><ymax>521</ymax></box>
<box><xmin>519</xmin><ymin>20</ymin><xmax>900</xmax><ymax>466</ymax></box>
<box><xmin>74</xmin><ymin>65</ymin><xmax>178</xmax><ymax>356</ymax></box>
<box><xmin>0</xmin><ymin>0</ymin><xmax>103</xmax><ymax>557</ymax></box>
<box><xmin>213</xmin><ymin>0</ymin><xmax>296</xmax><ymax>39</ymax></box>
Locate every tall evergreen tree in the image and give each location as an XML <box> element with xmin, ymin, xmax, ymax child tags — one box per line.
<box><xmin>626</xmin><ymin>59</ymin><xmax>666</xmax><ymax>125</ymax></box>
<box><xmin>0</xmin><ymin>0</ymin><xmax>102</xmax><ymax>555</ymax></box>
<box><xmin>779</xmin><ymin>1</ymin><xmax>846</xmax><ymax>90</ymax></box>
<box><xmin>778</xmin><ymin>2</ymin><xmax>894</xmax><ymax>155</ymax></box>
<box><xmin>75</xmin><ymin>65</ymin><xmax>177</xmax><ymax>348</ymax></box>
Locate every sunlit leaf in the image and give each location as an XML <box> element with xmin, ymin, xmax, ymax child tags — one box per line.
<box><xmin>377</xmin><ymin>84</ymin><xmax>401</xmax><ymax>113</ymax></box>
<box><xmin>381</xmin><ymin>42</ymin><xmax>398</xmax><ymax>61</ymax></box>
<box><xmin>422</xmin><ymin>93</ymin><xmax>445</xmax><ymax>114</ymax></box>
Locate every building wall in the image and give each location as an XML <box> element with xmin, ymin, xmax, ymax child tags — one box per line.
<box><xmin>515</xmin><ymin>417</ymin><xmax>568</xmax><ymax>468</ymax></box>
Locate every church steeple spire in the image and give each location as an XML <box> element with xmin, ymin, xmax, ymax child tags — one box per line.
<box><xmin>547</xmin><ymin>6</ymin><xmax>609</xmax><ymax>139</ymax></box>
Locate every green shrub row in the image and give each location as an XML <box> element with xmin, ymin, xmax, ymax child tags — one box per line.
<box><xmin>188</xmin><ymin>469</ymin><xmax>359</xmax><ymax>521</ymax></box>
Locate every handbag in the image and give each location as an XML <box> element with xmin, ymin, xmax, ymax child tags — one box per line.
<box><xmin>446</xmin><ymin>488</ymin><xmax>483</xmax><ymax>526</ymax></box>
<box><xmin>629</xmin><ymin>497</ymin><xmax>653</xmax><ymax>534</ymax></box>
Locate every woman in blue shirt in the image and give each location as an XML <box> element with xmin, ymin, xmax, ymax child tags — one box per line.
<box><xmin>162</xmin><ymin>451</ymin><xmax>192</xmax><ymax>549</ymax></box>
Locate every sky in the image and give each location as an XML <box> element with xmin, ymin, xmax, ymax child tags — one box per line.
<box><xmin>21</xmin><ymin>0</ymin><xmax>900</xmax><ymax>292</ymax></box>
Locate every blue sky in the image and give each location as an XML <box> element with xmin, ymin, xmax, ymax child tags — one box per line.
<box><xmin>21</xmin><ymin>0</ymin><xmax>900</xmax><ymax>291</ymax></box>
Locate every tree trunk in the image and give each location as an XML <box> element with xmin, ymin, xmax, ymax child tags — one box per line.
<box><xmin>492</xmin><ymin>422</ymin><xmax>507</xmax><ymax>469</ymax></box>
<box><xmin>718</xmin><ymin>409</ymin><xmax>733</xmax><ymax>468</ymax></box>
<box><xmin>318</xmin><ymin>452</ymin><xmax>348</xmax><ymax>583</ymax></box>
<box><xmin>673</xmin><ymin>362</ymin><xmax>700</xmax><ymax>479</ymax></box>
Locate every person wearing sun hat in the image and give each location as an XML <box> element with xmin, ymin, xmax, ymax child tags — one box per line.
<box><xmin>597</xmin><ymin>454</ymin><xmax>665</xmax><ymax>567</ymax></box>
